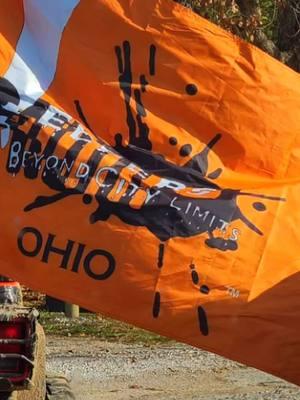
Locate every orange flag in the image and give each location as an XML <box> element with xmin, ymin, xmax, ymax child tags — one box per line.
<box><xmin>1</xmin><ymin>0</ymin><xmax>300</xmax><ymax>385</ymax></box>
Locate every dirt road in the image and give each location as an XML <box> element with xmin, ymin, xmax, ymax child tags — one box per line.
<box><xmin>46</xmin><ymin>337</ymin><xmax>300</xmax><ymax>400</ymax></box>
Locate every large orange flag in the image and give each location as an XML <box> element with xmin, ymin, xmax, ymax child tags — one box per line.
<box><xmin>0</xmin><ymin>0</ymin><xmax>300</xmax><ymax>385</ymax></box>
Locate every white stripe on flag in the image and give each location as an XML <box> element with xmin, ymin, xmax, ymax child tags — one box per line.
<box><xmin>4</xmin><ymin>0</ymin><xmax>80</xmax><ymax>111</ymax></box>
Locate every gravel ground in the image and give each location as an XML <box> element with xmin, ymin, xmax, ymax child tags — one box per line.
<box><xmin>46</xmin><ymin>337</ymin><xmax>300</xmax><ymax>400</ymax></box>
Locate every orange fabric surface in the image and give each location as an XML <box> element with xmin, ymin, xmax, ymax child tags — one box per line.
<box><xmin>0</xmin><ymin>0</ymin><xmax>300</xmax><ymax>385</ymax></box>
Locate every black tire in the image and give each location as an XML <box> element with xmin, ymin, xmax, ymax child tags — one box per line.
<box><xmin>46</xmin><ymin>376</ymin><xmax>75</xmax><ymax>400</ymax></box>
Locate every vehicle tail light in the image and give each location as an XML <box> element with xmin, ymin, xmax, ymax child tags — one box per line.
<box><xmin>0</xmin><ymin>319</ymin><xmax>34</xmax><ymax>385</ymax></box>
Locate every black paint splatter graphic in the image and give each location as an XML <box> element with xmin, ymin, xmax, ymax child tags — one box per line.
<box><xmin>169</xmin><ymin>137</ymin><xmax>178</xmax><ymax>146</ymax></box>
<box><xmin>190</xmin><ymin>264</ymin><xmax>200</xmax><ymax>285</ymax></box>
<box><xmin>189</xmin><ymin>263</ymin><xmax>210</xmax><ymax>331</ymax></box>
<box><xmin>74</xmin><ymin>100</ymin><xmax>94</xmax><ymax>134</ymax></box>
<box><xmin>153</xmin><ymin>292</ymin><xmax>161</xmax><ymax>318</ymax></box>
<box><xmin>198</xmin><ymin>306</ymin><xmax>209</xmax><ymax>336</ymax></box>
<box><xmin>185</xmin><ymin>83</ymin><xmax>198</xmax><ymax>96</ymax></box>
<box><xmin>200</xmin><ymin>285</ymin><xmax>210</xmax><ymax>295</ymax></box>
<box><xmin>115</xmin><ymin>41</ymin><xmax>152</xmax><ymax>150</ymax></box>
<box><xmin>179</xmin><ymin>144</ymin><xmax>193</xmax><ymax>157</ymax></box>
<box><xmin>149</xmin><ymin>44</ymin><xmax>156</xmax><ymax>76</ymax></box>
<box><xmin>158</xmin><ymin>244</ymin><xmax>165</xmax><ymax>269</ymax></box>
<box><xmin>0</xmin><ymin>40</ymin><xmax>285</xmax><ymax>337</ymax></box>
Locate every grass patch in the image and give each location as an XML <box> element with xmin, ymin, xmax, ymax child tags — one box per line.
<box><xmin>39</xmin><ymin>311</ymin><xmax>171</xmax><ymax>345</ymax></box>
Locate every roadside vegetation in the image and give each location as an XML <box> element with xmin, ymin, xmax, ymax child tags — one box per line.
<box><xmin>39</xmin><ymin>312</ymin><xmax>171</xmax><ymax>344</ymax></box>
<box><xmin>22</xmin><ymin>290</ymin><xmax>169</xmax><ymax>343</ymax></box>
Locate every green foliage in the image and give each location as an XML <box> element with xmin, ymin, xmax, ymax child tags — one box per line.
<box><xmin>40</xmin><ymin>312</ymin><xmax>171</xmax><ymax>344</ymax></box>
<box><xmin>260</xmin><ymin>0</ymin><xmax>278</xmax><ymax>41</ymax></box>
